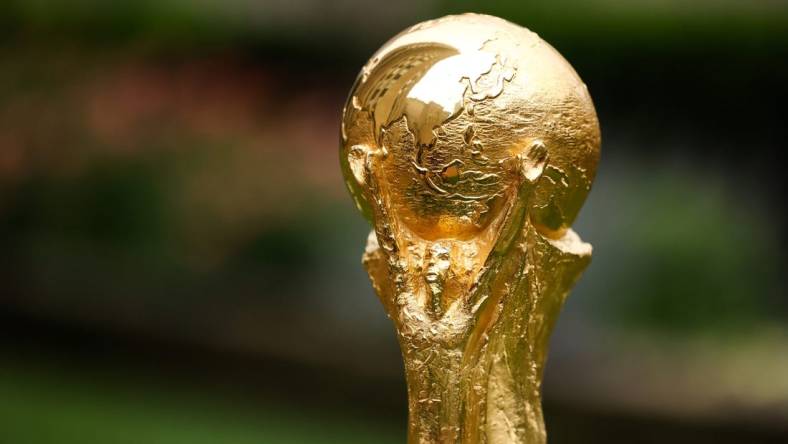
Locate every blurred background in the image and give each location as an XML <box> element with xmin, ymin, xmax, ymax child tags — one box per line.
<box><xmin>1</xmin><ymin>0</ymin><xmax>787</xmax><ymax>443</ymax></box>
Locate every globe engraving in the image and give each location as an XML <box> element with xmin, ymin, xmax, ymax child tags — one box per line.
<box><xmin>341</xmin><ymin>14</ymin><xmax>600</xmax><ymax>241</ymax></box>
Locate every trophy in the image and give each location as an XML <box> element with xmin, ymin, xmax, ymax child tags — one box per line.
<box><xmin>340</xmin><ymin>14</ymin><xmax>600</xmax><ymax>443</ymax></box>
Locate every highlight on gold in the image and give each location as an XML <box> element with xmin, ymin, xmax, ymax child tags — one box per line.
<box><xmin>340</xmin><ymin>13</ymin><xmax>600</xmax><ymax>443</ymax></box>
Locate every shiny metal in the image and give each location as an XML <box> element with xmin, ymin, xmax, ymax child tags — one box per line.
<box><xmin>340</xmin><ymin>13</ymin><xmax>600</xmax><ymax>443</ymax></box>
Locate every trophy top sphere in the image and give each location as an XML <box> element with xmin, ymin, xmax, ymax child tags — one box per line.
<box><xmin>341</xmin><ymin>13</ymin><xmax>600</xmax><ymax>240</ymax></box>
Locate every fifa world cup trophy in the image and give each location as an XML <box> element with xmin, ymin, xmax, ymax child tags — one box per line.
<box><xmin>340</xmin><ymin>14</ymin><xmax>601</xmax><ymax>444</ymax></box>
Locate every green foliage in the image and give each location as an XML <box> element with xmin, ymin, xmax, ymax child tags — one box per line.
<box><xmin>587</xmin><ymin>168</ymin><xmax>780</xmax><ymax>334</ymax></box>
<box><xmin>0</xmin><ymin>361</ymin><xmax>401</xmax><ymax>444</ymax></box>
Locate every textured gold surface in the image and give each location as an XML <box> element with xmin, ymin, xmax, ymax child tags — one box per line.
<box><xmin>340</xmin><ymin>13</ymin><xmax>600</xmax><ymax>443</ymax></box>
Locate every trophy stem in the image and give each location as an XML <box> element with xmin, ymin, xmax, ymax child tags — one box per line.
<box><xmin>400</xmin><ymin>323</ymin><xmax>546</xmax><ymax>444</ymax></box>
<box><xmin>364</xmin><ymin>227</ymin><xmax>592</xmax><ymax>444</ymax></box>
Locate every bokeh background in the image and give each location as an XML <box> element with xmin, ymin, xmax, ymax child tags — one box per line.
<box><xmin>1</xmin><ymin>1</ymin><xmax>787</xmax><ymax>443</ymax></box>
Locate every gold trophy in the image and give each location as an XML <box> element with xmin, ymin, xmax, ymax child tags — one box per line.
<box><xmin>340</xmin><ymin>14</ymin><xmax>600</xmax><ymax>443</ymax></box>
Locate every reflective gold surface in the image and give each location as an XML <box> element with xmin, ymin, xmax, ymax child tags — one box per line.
<box><xmin>340</xmin><ymin>13</ymin><xmax>600</xmax><ymax>443</ymax></box>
